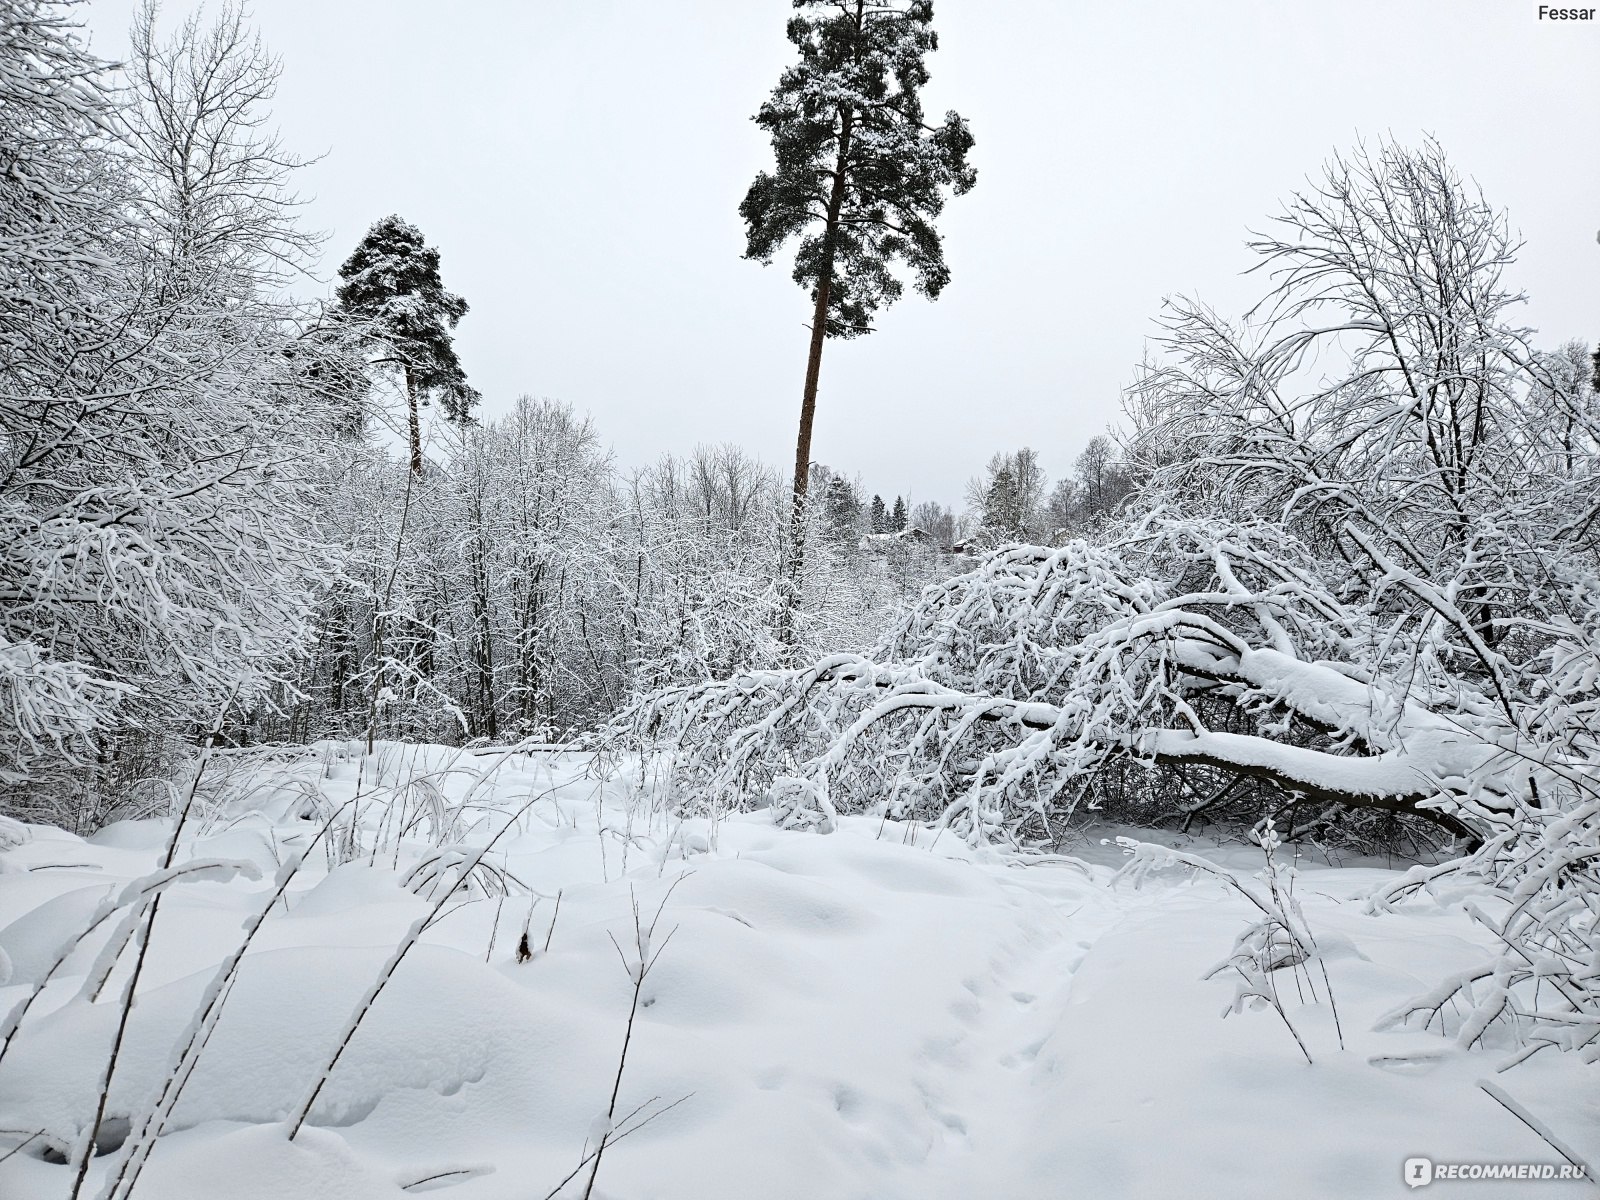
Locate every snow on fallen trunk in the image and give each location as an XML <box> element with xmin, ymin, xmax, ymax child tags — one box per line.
<box><xmin>627</xmin><ymin>522</ymin><xmax>1543</xmax><ymax>847</ymax></box>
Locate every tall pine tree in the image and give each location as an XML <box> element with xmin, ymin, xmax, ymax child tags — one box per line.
<box><xmin>335</xmin><ymin>216</ymin><xmax>479</xmax><ymax>474</ymax></box>
<box><xmin>741</xmin><ymin>0</ymin><xmax>974</xmax><ymax>641</ymax></box>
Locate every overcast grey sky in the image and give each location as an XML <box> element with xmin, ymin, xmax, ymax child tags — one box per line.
<box><xmin>83</xmin><ymin>0</ymin><xmax>1600</xmax><ymax>507</ymax></box>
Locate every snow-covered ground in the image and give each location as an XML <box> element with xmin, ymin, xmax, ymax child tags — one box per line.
<box><xmin>0</xmin><ymin>744</ymin><xmax>1594</xmax><ymax>1199</ymax></box>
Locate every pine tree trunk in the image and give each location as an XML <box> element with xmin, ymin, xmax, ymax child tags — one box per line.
<box><xmin>404</xmin><ymin>363</ymin><xmax>423</xmax><ymax>476</ymax></box>
<box><xmin>780</xmin><ymin>115</ymin><xmax>853</xmax><ymax>647</ymax></box>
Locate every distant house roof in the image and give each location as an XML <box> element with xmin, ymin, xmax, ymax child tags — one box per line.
<box><xmin>862</xmin><ymin>527</ymin><xmax>932</xmax><ymax>550</ymax></box>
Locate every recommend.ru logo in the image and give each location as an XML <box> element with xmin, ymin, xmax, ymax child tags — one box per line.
<box><xmin>1404</xmin><ymin>1156</ymin><xmax>1590</xmax><ymax>1187</ymax></box>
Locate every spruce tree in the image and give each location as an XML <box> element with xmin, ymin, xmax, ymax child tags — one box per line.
<box><xmin>869</xmin><ymin>493</ymin><xmax>888</xmax><ymax>534</ymax></box>
<box><xmin>335</xmin><ymin>216</ymin><xmax>479</xmax><ymax>473</ymax></box>
<box><xmin>741</xmin><ymin>0</ymin><xmax>975</xmax><ymax>639</ymax></box>
<box><xmin>891</xmin><ymin>495</ymin><xmax>907</xmax><ymax>532</ymax></box>
<box><xmin>985</xmin><ymin>464</ymin><xmax>1019</xmax><ymax>539</ymax></box>
<box><xmin>822</xmin><ymin>473</ymin><xmax>862</xmax><ymax>545</ymax></box>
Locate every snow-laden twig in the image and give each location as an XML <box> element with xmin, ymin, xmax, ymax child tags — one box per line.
<box><xmin>554</xmin><ymin>874</ymin><xmax>690</xmax><ymax>1200</ymax></box>
<box><xmin>1111</xmin><ymin>822</ymin><xmax>1344</xmax><ymax>1063</ymax></box>
<box><xmin>285</xmin><ymin>779</ymin><xmax>557</xmax><ymax>1140</ymax></box>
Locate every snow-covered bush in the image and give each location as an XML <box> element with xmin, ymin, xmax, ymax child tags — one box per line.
<box><xmin>766</xmin><ymin>774</ymin><xmax>838</xmax><ymax>834</ymax></box>
<box><xmin>1372</xmin><ymin>787</ymin><xmax>1600</xmax><ymax>1065</ymax></box>
<box><xmin>1113</xmin><ymin>820</ymin><xmax>1343</xmax><ymax>1064</ymax></box>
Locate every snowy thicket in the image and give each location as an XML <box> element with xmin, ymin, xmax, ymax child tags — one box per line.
<box><xmin>252</xmin><ymin>420</ymin><xmax>950</xmax><ymax>751</ymax></box>
<box><xmin>644</xmin><ymin>141</ymin><xmax>1598</xmax><ymax>838</ymax></box>
<box><xmin>634</xmin><ymin>141</ymin><xmax>1600</xmax><ymax>1058</ymax></box>
<box><xmin>0</xmin><ymin>0</ymin><xmax>355</xmax><ymax>824</ymax></box>
<box><xmin>636</xmin><ymin>520</ymin><xmax>1508</xmax><ymax>845</ymax></box>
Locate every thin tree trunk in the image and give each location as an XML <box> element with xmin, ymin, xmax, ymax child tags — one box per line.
<box><xmin>366</xmin><ymin>464</ymin><xmax>417</xmax><ymax>754</ymax></box>
<box><xmin>404</xmin><ymin>363</ymin><xmax>423</xmax><ymax>476</ymax></box>
<box><xmin>470</xmin><ymin>530</ymin><xmax>497</xmax><ymax>740</ymax></box>
<box><xmin>780</xmin><ymin>114</ymin><xmax>853</xmax><ymax>647</ymax></box>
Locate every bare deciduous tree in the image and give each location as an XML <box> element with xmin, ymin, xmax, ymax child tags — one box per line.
<box><xmin>0</xmin><ymin>0</ymin><xmax>344</xmax><ymax>823</ymax></box>
<box><xmin>125</xmin><ymin>0</ymin><xmax>318</xmax><ymax>299</ymax></box>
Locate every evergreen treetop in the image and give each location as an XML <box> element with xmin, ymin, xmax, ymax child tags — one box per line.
<box><xmin>740</xmin><ymin>0</ymin><xmax>976</xmax><ymax>339</ymax></box>
<box><xmin>336</xmin><ymin>215</ymin><xmax>479</xmax><ymax>424</ymax></box>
